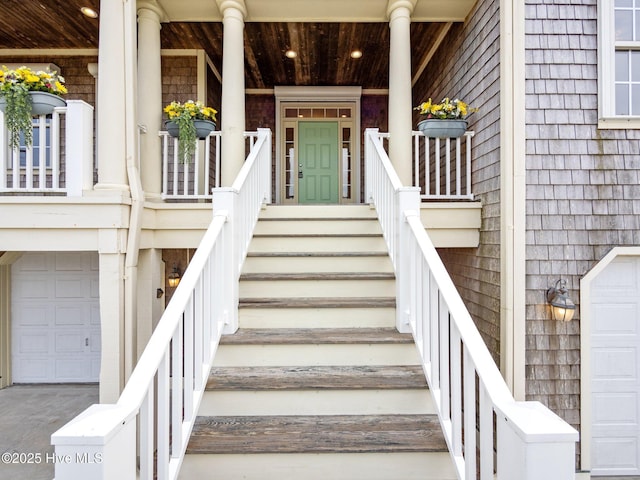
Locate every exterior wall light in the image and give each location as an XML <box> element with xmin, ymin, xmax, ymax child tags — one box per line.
<box><xmin>168</xmin><ymin>264</ymin><xmax>181</xmax><ymax>288</ymax></box>
<box><xmin>80</xmin><ymin>7</ymin><xmax>99</xmax><ymax>18</ymax></box>
<box><xmin>546</xmin><ymin>279</ymin><xmax>576</xmax><ymax>322</ymax></box>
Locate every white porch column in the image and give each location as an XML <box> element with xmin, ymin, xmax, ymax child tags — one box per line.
<box><xmin>387</xmin><ymin>0</ymin><xmax>416</xmax><ymax>186</ymax></box>
<box><xmin>217</xmin><ymin>0</ymin><xmax>247</xmax><ymax>186</ymax></box>
<box><xmin>95</xmin><ymin>0</ymin><xmax>129</xmax><ymax>193</ymax></box>
<box><xmin>98</xmin><ymin>249</ymin><xmax>126</xmax><ymax>403</ymax></box>
<box><xmin>137</xmin><ymin>1</ymin><xmax>166</xmax><ymax>200</ymax></box>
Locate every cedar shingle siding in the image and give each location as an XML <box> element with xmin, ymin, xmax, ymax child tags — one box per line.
<box><xmin>413</xmin><ymin>0</ymin><xmax>503</xmax><ymax>366</ymax></box>
<box><xmin>426</xmin><ymin>0</ymin><xmax>640</xmax><ymax>466</ymax></box>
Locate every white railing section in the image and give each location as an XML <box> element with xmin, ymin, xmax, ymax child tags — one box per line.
<box><xmin>365</xmin><ymin>128</ymin><xmax>578</xmax><ymax>480</ymax></box>
<box><xmin>51</xmin><ymin>128</ymin><xmax>272</xmax><ymax>480</ymax></box>
<box><xmin>0</xmin><ymin>100</ymin><xmax>94</xmax><ymax>196</ymax></box>
<box><xmin>161</xmin><ymin>131</ymin><xmax>262</xmax><ymax>200</ymax></box>
<box><xmin>411</xmin><ymin>130</ymin><xmax>474</xmax><ymax>200</ymax></box>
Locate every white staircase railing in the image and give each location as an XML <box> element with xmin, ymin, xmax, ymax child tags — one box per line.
<box><xmin>51</xmin><ymin>128</ymin><xmax>272</xmax><ymax>480</ymax></box>
<box><xmin>365</xmin><ymin>128</ymin><xmax>578</xmax><ymax>480</ymax></box>
<box><xmin>0</xmin><ymin>100</ymin><xmax>94</xmax><ymax>196</ymax></box>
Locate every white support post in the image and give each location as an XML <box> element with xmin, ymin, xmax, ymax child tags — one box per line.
<box><xmin>65</xmin><ymin>100</ymin><xmax>95</xmax><ymax>197</ymax></box>
<box><xmin>51</xmin><ymin>405</ymin><xmax>136</xmax><ymax>480</ymax></box>
<box><xmin>496</xmin><ymin>401</ymin><xmax>579</xmax><ymax>480</ymax></box>
<box><xmin>395</xmin><ymin>186</ymin><xmax>421</xmax><ymax>333</ymax></box>
<box><xmin>211</xmin><ymin>188</ymin><xmax>238</xmax><ymax>333</ymax></box>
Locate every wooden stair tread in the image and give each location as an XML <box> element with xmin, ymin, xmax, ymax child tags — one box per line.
<box><xmin>187</xmin><ymin>414</ymin><xmax>446</xmax><ymax>454</ymax></box>
<box><xmin>252</xmin><ymin>233</ymin><xmax>382</xmax><ymax>238</ymax></box>
<box><xmin>207</xmin><ymin>365</ymin><xmax>427</xmax><ymax>390</ymax></box>
<box><xmin>238</xmin><ymin>297</ymin><xmax>396</xmax><ymax>308</ymax></box>
<box><xmin>220</xmin><ymin>328</ymin><xmax>411</xmax><ymax>345</ymax></box>
<box><xmin>240</xmin><ymin>272</ymin><xmax>395</xmax><ymax>281</ymax></box>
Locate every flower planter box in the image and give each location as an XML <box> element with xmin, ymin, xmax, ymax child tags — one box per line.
<box><xmin>165</xmin><ymin>119</ymin><xmax>216</xmax><ymax>139</ymax></box>
<box><xmin>417</xmin><ymin>119</ymin><xmax>467</xmax><ymax>138</ymax></box>
<box><xmin>0</xmin><ymin>91</ymin><xmax>66</xmax><ymax>116</ymax></box>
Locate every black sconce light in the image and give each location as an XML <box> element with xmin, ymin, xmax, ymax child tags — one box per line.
<box><xmin>546</xmin><ymin>279</ymin><xmax>576</xmax><ymax>322</ymax></box>
<box><xmin>168</xmin><ymin>264</ymin><xmax>181</xmax><ymax>288</ymax></box>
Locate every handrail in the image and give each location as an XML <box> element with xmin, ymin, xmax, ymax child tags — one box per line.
<box><xmin>52</xmin><ymin>128</ymin><xmax>273</xmax><ymax>480</ymax></box>
<box><xmin>364</xmin><ymin>128</ymin><xmax>578</xmax><ymax>480</ymax></box>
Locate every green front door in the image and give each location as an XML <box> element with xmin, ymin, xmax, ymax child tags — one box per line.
<box><xmin>298</xmin><ymin>121</ymin><xmax>339</xmax><ymax>204</ymax></box>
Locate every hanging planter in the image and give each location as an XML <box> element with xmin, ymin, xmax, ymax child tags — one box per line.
<box><xmin>0</xmin><ymin>66</ymin><xmax>67</xmax><ymax>150</ymax></box>
<box><xmin>417</xmin><ymin>118</ymin><xmax>468</xmax><ymax>138</ymax></box>
<box><xmin>414</xmin><ymin>97</ymin><xmax>477</xmax><ymax>139</ymax></box>
<box><xmin>164</xmin><ymin>100</ymin><xmax>218</xmax><ymax>163</ymax></box>
<box><xmin>28</xmin><ymin>91</ymin><xmax>67</xmax><ymax>115</ymax></box>
<box><xmin>165</xmin><ymin>118</ymin><xmax>216</xmax><ymax>140</ymax></box>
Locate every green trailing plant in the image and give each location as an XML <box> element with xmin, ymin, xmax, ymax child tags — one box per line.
<box><xmin>0</xmin><ymin>66</ymin><xmax>67</xmax><ymax>150</ymax></box>
<box><xmin>164</xmin><ymin>100</ymin><xmax>217</xmax><ymax>163</ymax></box>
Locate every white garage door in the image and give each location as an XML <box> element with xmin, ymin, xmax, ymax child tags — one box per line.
<box><xmin>12</xmin><ymin>252</ymin><xmax>101</xmax><ymax>383</ymax></box>
<box><xmin>591</xmin><ymin>255</ymin><xmax>640</xmax><ymax>476</ymax></box>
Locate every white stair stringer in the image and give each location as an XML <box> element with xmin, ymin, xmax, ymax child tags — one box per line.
<box><xmin>179</xmin><ymin>205</ymin><xmax>456</xmax><ymax>480</ymax></box>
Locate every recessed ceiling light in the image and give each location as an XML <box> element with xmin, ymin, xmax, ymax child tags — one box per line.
<box><xmin>80</xmin><ymin>6</ymin><xmax>98</xmax><ymax>18</ymax></box>
<box><xmin>285</xmin><ymin>50</ymin><xmax>297</xmax><ymax>59</ymax></box>
<box><xmin>350</xmin><ymin>50</ymin><xmax>363</xmax><ymax>59</ymax></box>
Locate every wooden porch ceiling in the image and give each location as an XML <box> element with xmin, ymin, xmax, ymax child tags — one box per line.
<box><xmin>0</xmin><ymin>0</ymin><xmax>455</xmax><ymax>89</ymax></box>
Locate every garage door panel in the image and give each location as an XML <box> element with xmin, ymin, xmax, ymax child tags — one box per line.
<box><xmin>594</xmin><ymin>258</ymin><xmax>638</xmax><ymax>293</ymax></box>
<box><xmin>13</xmin><ymin>357</ymin><xmax>51</xmax><ymax>382</ymax></box>
<box><xmin>55</xmin><ymin>277</ymin><xmax>89</xmax><ymax>298</ymax></box>
<box><xmin>90</xmin><ymin>305</ymin><xmax>100</xmax><ymax>325</ymax></box>
<box><xmin>90</xmin><ymin>278</ymin><xmax>100</xmax><ymax>298</ymax></box>
<box><xmin>592</xmin><ymin>348</ymin><xmax>636</xmax><ymax>380</ymax></box>
<box><xmin>593</xmin><ymin>303</ymin><xmax>638</xmax><ymax>335</ymax></box>
<box><xmin>14</xmin><ymin>252</ymin><xmax>49</xmax><ymax>272</ymax></box>
<box><xmin>55</xmin><ymin>359</ymin><xmax>91</xmax><ymax>380</ymax></box>
<box><xmin>55</xmin><ymin>332</ymin><xmax>86</xmax><ymax>353</ymax></box>
<box><xmin>13</xmin><ymin>276</ymin><xmax>51</xmax><ymax>299</ymax></box>
<box><xmin>593</xmin><ymin>392</ymin><xmax>638</xmax><ymax>425</ymax></box>
<box><xmin>592</xmin><ymin>437</ymin><xmax>639</xmax><ymax>471</ymax></box>
<box><xmin>16</xmin><ymin>332</ymin><xmax>49</xmax><ymax>353</ymax></box>
<box><xmin>55</xmin><ymin>305</ymin><xmax>86</xmax><ymax>326</ymax></box>
<box><xmin>12</xmin><ymin>304</ymin><xmax>49</xmax><ymax>326</ymax></box>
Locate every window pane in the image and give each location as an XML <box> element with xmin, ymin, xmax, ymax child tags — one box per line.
<box><xmin>617</xmin><ymin>0</ymin><xmax>633</xmax><ymax>7</ymax></box>
<box><xmin>632</xmin><ymin>51</ymin><xmax>640</xmax><ymax>79</ymax></box>
<box><xmin>632</xmin><ymin>84</ymin><xmax>640</xmax><ymax>114</ymax></box>
<box><xmin>616</xmin><ymin>84</ymin><xmax>630</xmax><ymax>114</ymax></box>
<box><xmin>616</xmin><ymin>10</ymin><xmax>633</xmax><ymax>40</ymax></box>
<box><xmin>616</xmin><ymin>51</ymin><xmax>630</xmax><ymax>81</ymax></box>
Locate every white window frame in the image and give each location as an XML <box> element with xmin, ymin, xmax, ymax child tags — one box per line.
<box><xmin>599</xmin><ymin>0</ymin><xmax>640</xmax><ymax>128</ymax></box>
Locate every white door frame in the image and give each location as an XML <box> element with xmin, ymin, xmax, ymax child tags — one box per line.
<box><xmin>580</xmin><ymin>246</ymin><xmax>640</xmax><ymax>473</ymax></box>
<box><xmin>274</xmin><ymin>86</ymin><xmax>362</xmax><ymax>204</ymax></box>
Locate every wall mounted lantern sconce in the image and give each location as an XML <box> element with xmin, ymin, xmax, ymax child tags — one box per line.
<box><xmin>546</xmin><ymin>279</ymin><xmax>576</xmax><ymax>322</ymax></box>
<box><xmin>168</xmin><ymin>264</ymin><xmax>181</xmax><ymax>288</ymax></box>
